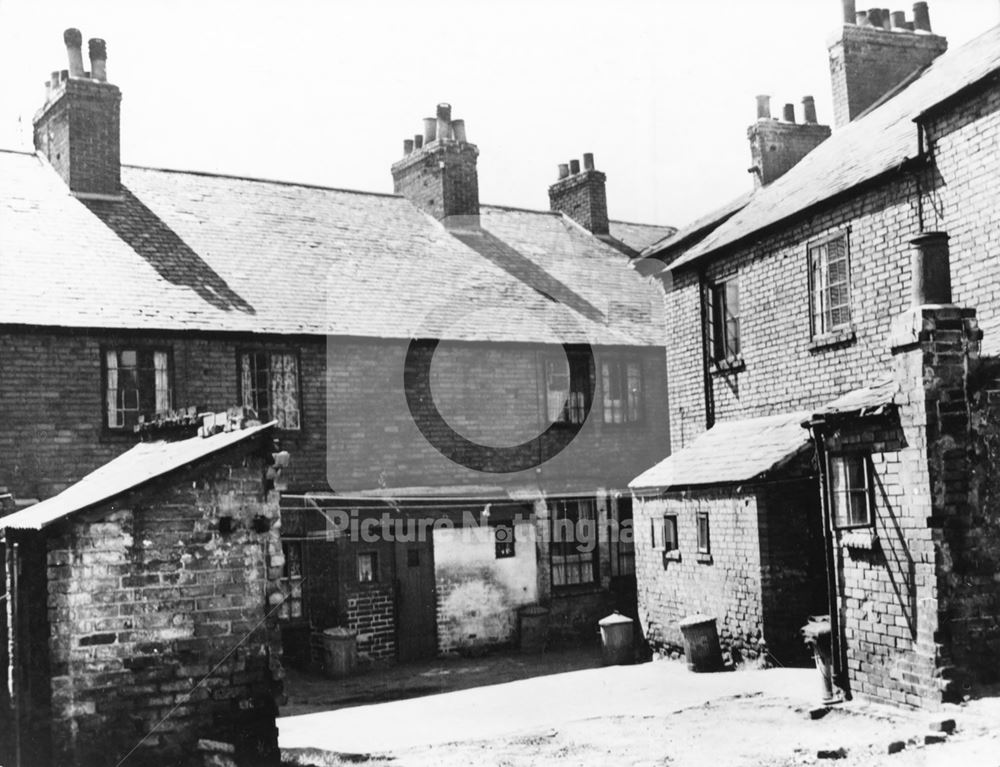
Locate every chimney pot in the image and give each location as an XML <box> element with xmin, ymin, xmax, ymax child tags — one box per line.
<box><xmin>904</xmin><ymin>19</ymin><xmax>915</xmax><ymax>30</ymax></box>
<box><xmin>783</xmin><ymin>103</ymin><xmax>796</xmax><ymax>122</ymax></box>
<box><xmin>856</xmin><ymin>10</ymin><xmax>871</xmax><ymax>25</ymax></box>
<box><xmin>867</xmin><ymin>8</ymin><xmax>883</xmax><ymax>27</ymax></box>
<box><xmin>403</xmin><ymin>139</ymin><xmax>414</xmax><ymax>155</ymax></box>
<box><xmin>451</xmin><ymin>119</ymin><xmax>467</xmax><ymax>142</ymax></box>
<box><xmin>910</xmin><ymin>231</ymin><xmax>951</xmax><ymax>305</ymax></box>
<box><xmin>50</xmin><ymin>70</ymin><xmax>61</xmax><ymax>89</ymax></box>
<box><xmin>843</xmin><ymin>0</ymin><xmax>857</xmax><ymax>23</ymax></box>
<box><xmin>891</xmin><ymin>10</ymin><xmax>907</xmax><ymax>29</ymax></box>
<box><xmin>557</xmin><ymin>163</ymin><xmax>570</xmax><ymax>180</ymax></box>
<box><xmin>569</xmin><ymin>159</ymin><xmax>581</xmax><ymax>175</ymax></box>
<box><xmin>913</xmin><ymin>1</ymin><xmax>931</xmax><ymax>31</ymax></box>
<box><xmin>881</xmin><ymin>8</ymin><xmax>892</xmax><ymax>29</ymax></box>
<box><xmin>756</xmin><ymin>94</ymin><xmax>772</xmax><ymax>120</ymax></box>
<box><xmin>583</xmin><ymin>152</ymin><xmax>595</xmax><ymax>171</ymax></box>
<box><xmin>88</xmin><ymin>38</ymin><xmax>107</xmax><ymax>82</ymax></box>
<box><xmin>422</xmin><ymin>117</ymin><xmax>437</xmax><ymax>144</ymax></box>
<box><xmin>802</xmin><ymin>95</ymin><xmax>818</xmax><ymax>123</ymax></box>
<box><xmin>63</xmin><ymin>27</ymin><xmax>85</xmax><ymax>77</ymax></box>
<box><xmin>436</xmin><ymin>103</ymin><xmax>451</xmax><ymax>122</ymax></box>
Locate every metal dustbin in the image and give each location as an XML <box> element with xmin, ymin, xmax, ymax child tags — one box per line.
<box><xmin>598</xmin><ymin>611</ymin><xmax>635</xmax><ymax>665</ymax></box>
<box><xmin>678</xmin><ymin>613</ymin><xmax>723</xmax><ymax>672</ymax></box>
<box><xmin>801</xmin><ymin>615</ymin><xmax>839</xmax><ymax>704</ymax></box>
<box><xmin>519</xmin><ymin>604</ymin><xmax>550</xmax><ymax>653</ymax></box>
<box><xmin>322</xmin><ymin>627</ymin><xmax>357</xmax><ymax>678</ymax></box>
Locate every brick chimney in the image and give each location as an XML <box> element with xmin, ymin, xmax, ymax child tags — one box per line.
<box><xmin>33</xmin><ymin>29</ymin><xmax>122</xmax><ymax>198</ymax></box>
<box><xmin>829</xmin><ymin>2</ymin><xmax>947</xmax><ymax>128</ymax></box>
<box><xmin>747</xmin><ymin>96</ymin><xmax>832</xmax><ymax>187</ymax></box>
<box><xmin>392</xmin><ymin>103</ymin><xmax>479</xmax><ymax>223</ymax></box>
<box><xmin>548</xmin><ymin>153</ymin><xmax>609</xmax><ymax>235</ymax></box>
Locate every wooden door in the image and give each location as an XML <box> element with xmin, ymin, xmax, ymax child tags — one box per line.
<box><xmin>394</xmin><ymin>526</ymin><xmax>437</xmax><ymax>662</ymax></box>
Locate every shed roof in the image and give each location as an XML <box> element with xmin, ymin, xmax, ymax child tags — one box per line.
<box><xmin>628</xmin><ymin>411</ymin><xmax>812</xmax><ymax>491</ymax></box>
<box><xmin>0</xmin><ymin>422</ymin><xmax>275</xmax><ymax>531</ymax></box>
<box><xmin>660</xmin><ymin>24</ymin><xmax>1000</xmax><ymax>271</ymax></box>
<box><xmin>809</xmin><ymin>377</ymin><xmax>899</xmax><ymax>421</ymax></box>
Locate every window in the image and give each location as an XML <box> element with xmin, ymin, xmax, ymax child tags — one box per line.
<box><xmin>104</xmin><ymin>348</ymin><xmax>172</xmax><ymax>430</ymax></box>
<box><xmin>550</xmin><ymin>498</ymin><xmax>599</xmax><ymax>587</ymax></box>
<box><xmin>609</xmin><ymin>497</ymin><xmax>635</xmax><ymax>578</ymax></box>
<box><xmin>239</xmin><ymin>351</ymin><xmax>301</xmax><ymax>430</ymax></box>
<box><xmin>493</xmin><ymin>522</ymin><xmax>516</xmax><ymax>559</ymax></box>
<box><xmin>662</xmin><ymin>515</ymin><xmax>679</xmax><ymax>553</ymax></box>
<box><xmin>696</xmin><ymin>512</ymin><xmax>711</xmax><ymax>555</ymax></box>
<box><xmin>357</xmin><ymin>552</ymin><xmax>378</xmax><ymax>583</ymax></box>
<box><xmin>278</xmin><ymin>540</ymin><xmax>304</xmax><ymax>621</ymax></box>
<box><xmin>829</xmin><ymin>454</ymin><xmax>873</xmax><ymax>529</ymax></box>
<box><xmin>544</xmin><ymin>351</ymin><xmax>590</xmax><ymax>425</ymax></box>
<box><xmin>706</xmin><ymin>279</ymin><xmax>741</xmax><ymax>362</ymax></box>
<box><xmin>809</xmin><ymin>233</ymin><xmax>851</xmax><ymax>336</ymax></box>
<box><xmin>601</xmin><ymin>359</ymin><xmax>642</xmax><ymax>424</ymax></box>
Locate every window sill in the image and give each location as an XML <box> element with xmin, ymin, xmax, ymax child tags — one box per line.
<box><xmin>662</xmin><ymin>549</ymin><xmax>681</xmax><ymax>565</ymax></box>
<box><xmin>839</xmin><ymin>528</ymin><xmax>878</xmax><ymax>550</ymax></box>
<box><xmin>709</xmin><ymin>357</ymin><xmax>745</xmax><ymax>375</ymax></box>
<box><xmin>809</xmin><ymin>326</ymin><xmax>856</xmax><ymax>352</ymax></box>
<box><xmin>696</xmin><ymin>552</ymin><xmax>713</xmax><ymax>564</ymax></box>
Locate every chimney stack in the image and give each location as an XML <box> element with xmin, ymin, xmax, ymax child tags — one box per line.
<box><xmin>548</xmin><ymin>152</ymin><xmax>609</xmax><ymax>235</ymax></box>
<box><xmin>829</xmin><ymin>1</ymin><xmax>946</xmax><ymax>127</ymax></box>
<box><xmin>756</xmin><ymin>94</ymin><xmax>772</xmax><ymax>120</ymax></box>
<box><xmin>748</xmin><ymin>95</ymin><xmax>831</xmax><ymax>188</ymax></box>
<box><xmin>34</xmin><ymin>28</ymin><xmax>121</xmax><ymax>198</ymax></box>
<box><xmin>392</xmin><ymin>102</ymin><xmax>480</xmax><ymax>223</ymax></box>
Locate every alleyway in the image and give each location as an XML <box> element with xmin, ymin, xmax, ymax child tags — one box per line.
<box><xmin>278</xmin><ymin>655</ymin><xmax>1000</xmax><ymax>766</ymax></box>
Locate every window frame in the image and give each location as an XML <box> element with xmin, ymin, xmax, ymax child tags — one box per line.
<box><xmin>549</xmin><ymin>498</ymin><xmax>600</xmax><ymax>590</ymax></box>
<box><xmin>827</xmin><ymin>452</ymin><xmax>875</xmax><ymax>530</ymax></box>
<box><xmin>662</xmin><ymin>514</ymin><xmax>679</xmax><ymax>553</ymax></box>
<box><xmin>277</xmin><ymin>539</ymin><xmax>306</xmax><ymax>623</ymax></box>
<box><xmin>706</xmin><ymin>278</ymin><xmax>741</xmax><ymax>363</ymax></box>
<box><xmin>101</xmin><ymin>345</ymin><xmax>175</xmax><ymax>434</ymax></box>
<box><xmin>236</xmin><ymin>347</ymin><xmax>304</xmax><ymax>431</ymax></box>
<box><xmin>357</xmin><ymin>551</ymin><xmax>379</xmax><ymax>583</ymax></box>
<box><xmin>608</xmin><ymin>496</ymin><xmax>635</xmax><ymax>579</ymax></box>
<box><xmin>600</xmin><ymin>356</ymin><xmax>644</xmax><ymax>425</ymax></box>
<box><xmin>807</xmin><ymin>230</ymin><xmax>853</xmax><ymax>338</ymax></box>
<box><xmin>542</xmin><ymin>349</ymin><xmax>591</xmax><ymax>427</ymax></box>
<box><xmin>696</xmin><ymin>512</ymin><xmax>711</xmax><ymax>556</ymax></box>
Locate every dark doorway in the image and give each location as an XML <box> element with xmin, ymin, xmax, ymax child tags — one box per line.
<box><xmin>394</xmin><ymin>524</ymin><xmax>437</xmax><ymax>662</ymax></box>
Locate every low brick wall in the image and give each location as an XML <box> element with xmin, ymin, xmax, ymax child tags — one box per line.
<box><xmin>346</xmin><ymin>586</ymin><xmax>396</xmax><ymax>663</ymax></box>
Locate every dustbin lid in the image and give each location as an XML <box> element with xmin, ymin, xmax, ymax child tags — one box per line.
<box><xmin>323</xmin><ymin>627</ymin><xmax>357</xmax><ymax>639</ymax></box>
<box><xmin>598</xmin><ymin>611</ymin><xmax>634</xmax><ymax>627</ymax></box>
<box><xmin>678</xmin><ymin>613</ymin><xmax>716</xmax><ymax>628</ymax></box>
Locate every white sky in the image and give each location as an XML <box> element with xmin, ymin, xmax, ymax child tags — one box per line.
<box><xmin>0</xmin><ymin>0</ymin><xmax>997</xmax><ymax>228</ymax></box>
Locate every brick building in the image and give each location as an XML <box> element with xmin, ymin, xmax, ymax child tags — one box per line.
<box><xmin>0</xmin><ymin>26</ymin><xmax>674</xmax><ymax>705</ymax></box>
<box><xmin>0</xmin><ymin>416</ymin><xmax>285</xmax><ymax>766</ymax></box>
<box><xmin>632</xmin><ymin>1</ymin><xmax>1000</xmax><ymax>706</ymax></box>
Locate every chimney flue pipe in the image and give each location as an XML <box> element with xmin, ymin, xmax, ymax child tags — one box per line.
<box><xmin>423</xmin><ymin>117</ymin><xmax>437</xmax><ymax>144</ymax></box>
<box><xmin>910</xmin><ymin>232</ymin><xmax>951</xmax><ymax>305</ymax></box>
<box><xmin>557</xmin><ymin>163</ymin><xmax>570</xmax><ymax>180</ymax></box>
<box><xmin>867</xmin><ymin>8</ymin><xmax>884</xmax><ymax>28</ymax></box>
<box><xmin>451</xmin><ymin>119</ymin><xmax>467</xmax><ymax>142</ymax></box>
<box><xmin>802</xmin><ymin>95</ymin><xmax>818</xmax><ymax>123</ymax></box>
<box><xmin>843</xmin><ymin>0</ymin><xmax>857</xmax><ymax>23</ymax></box>
<box><xmin>414</xmin><ymin>134</ymin><xmax>423</xmax><ymax>149</ymax></box>
<box><xmin>880</xmin><ymin>7</ymin><xmax>892</xmax><ymax>29</ymax></box>
<box><xmin>856</xmin><ymin>10</ymin><xmax>871</xmax><ymax>25</ymax></box>
<box><xmin>756</xmin><ymin>94</ymin><xmax>771</xmax><ymax>119</ymax></box>
<box><xmin>569</xmin><ymin>159</ymin><xmax>581</xmax><ymax>174</ymax></box>
<box><xmin>403</xmin><ymin>139</ymin><xmax>414</xmax><ymax>155</ymax></box>
<box><xmin>436</xmin><ymin>103</ymin><xmax>451</xmax><ymax>141</ymax></box>
<box><xmin>583</xmin><ymin>152</ymin><xmax>595</xmax><ymax>171</ymax></box>
<box><xmin>63</xmin><ymin>28</ymin><xmax>84</xmax><ymax>77</ymax></box>
<box><xmin>783</xmin><ymin>103</ymin><xmax>796</xmax><ymax>122</ymax></box>
<box><xmin>891</xmin><ymin>10</ymin><xmax>907</xmax><ymax>29</ymax></box>
<box><xmin>88</xmin><ymin>38</ymin><xmax>107</xmax><ymax>81</ymax></box>
<box><xmin>913</xmin><ymin>1</ymin><xmax>932</xmax><ymax>31</ymax></box>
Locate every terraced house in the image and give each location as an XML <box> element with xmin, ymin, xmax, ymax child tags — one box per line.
<box><xmin>0</xmin><ymin>28</ymin><xmax>673</xmax><ymax>765</ymax></box>
<box><xmin>632</xmin><ymin>1</ymin><xmax>1000</xmax><ymax>707</ymax></box>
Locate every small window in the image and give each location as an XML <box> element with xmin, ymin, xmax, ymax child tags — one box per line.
<box><xmin>601</xmin><ymin>359</ymin><xmax>643</xmax><ymax>424</ymax></box>
<box><xmin>662</xmin><ymin>515</ymin><xmax>679</xmax><ymax>553</ymax></box>
<box><xmin>104</xmin><ymin>348</ymin><xmax>172</xmax><ymax>430</ymax></box>
<box><xmin>706</xmin><ymin>279</ymin><xmax>740</xmax><ymax>362</ymax></box>
<box><xmin>809</xmin><ymin>233</ymin><xmax>851</xmax><ymax>336</ymax></box>
<box><xmin>493</xmin><ymin>522</ymin><xmax>516</xmax><ymax>559</ymax></box>
<box><xmin>278</xmin><ymin>540</ymin><xmax>304</xmax><ymax>622</ymax></box>
<box><xmin>829</xmin><ymin>454</ymin><xmax>873</xmax><ymax>529</ymax></box>
<box><xmin>239</xmin><ymin>350</ymin><xmax>302</xmax><ymax>430</ymax></box>
<box><xmin>696</xmin><ymin>512</ymin><xmax>711</xmax><ymax>555</ymax></box>
<box><xmin>357</xmin><ymin>552</ymin><xmax>378</xmax><ymax>583</ymax></box>
<box><xmin>544</xmin><ymin>351</ymin><xmax>590</xmax><ymax>425</ymax></box>
<box><xmin>609</xmin><ymin>497</ymin><xmax>635</xmax><ymax>577</ymax></box>
<box><xmin>550</xmin><ymin>498</ymin><xmax>599</xmax><ymax>587</ymax></box>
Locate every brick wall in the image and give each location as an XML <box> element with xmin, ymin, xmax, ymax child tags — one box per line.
<box><xmin>33</xmin><ymin>441</ymin><xmax>283</xmax><ymax>766</ymax></box>
<box><xmin>0</xmin><ymin>330</ymin><xmax>667</xmax><ymax>502</ymax></box>
<box><xmin>345</xmin><ymin>587</ymin><xmax>396</xmax><ymax>663</ymax></box>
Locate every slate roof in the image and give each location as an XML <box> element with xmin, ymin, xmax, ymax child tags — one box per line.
<box><xmin>640</xmin><ymin>191</ymin><xmax>753</xmax><ymax>262</ymax></box>
<box><xmin>0</xmin><ymin>421</ymin><xmax>275</xmax><ymax>531</ymax></box>
<box><xmin>0</xmin><ymin>154</ymin><xmax>664</xmax><ymax>346</ymax></box>
<box><xmin>809</xmin><ymin>376</ymin><xmax>898</xmax><ymax>420</ymax></box>
<box><xmin>661</xmin><ymin>24</ymin><xmax>1000</xmax><ymax>271</ymax></box>
<box><xmin>628</xmin><ymin>411</ymin><xmax>812</xmax><ymax>491</ymax></box>
<box><xmin>607</xmin><ymin>220</ymin><xmax>677</xmax><ymax>254</ymax></box>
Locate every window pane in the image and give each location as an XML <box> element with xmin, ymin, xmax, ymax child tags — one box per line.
<box><xmin>830</xmin><ymin>455</ymin><xmax>871</xmax><ymax>528</ymax></box>
<box><xmin>697</xmin><ymin>514</ymin><xmax>710</xmax><ymax>553</ymax></box>
<box><xmin>626</xmin><ymin>363</ymin><xmax>642</xmax><ymax>422</ymax></box>
<box><xmin>546</xmin><ymin>357</ymin><xmax>570</xmax><ymax>423</ymax></box>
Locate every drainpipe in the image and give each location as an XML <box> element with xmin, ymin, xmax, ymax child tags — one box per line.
<box><xmin>698</xmin><ymin>272</ymin><xmax>716</xmax><ymax>430</ymax></box>
<box><xmin>5</xmin><ymin>540</ymin><xmax>21</xmax><ymax>767</ymax></box>
<box><xmin>807</xmin><ymin>422</ymin><xmax>848</xmax><ymax>699</ymax></box>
